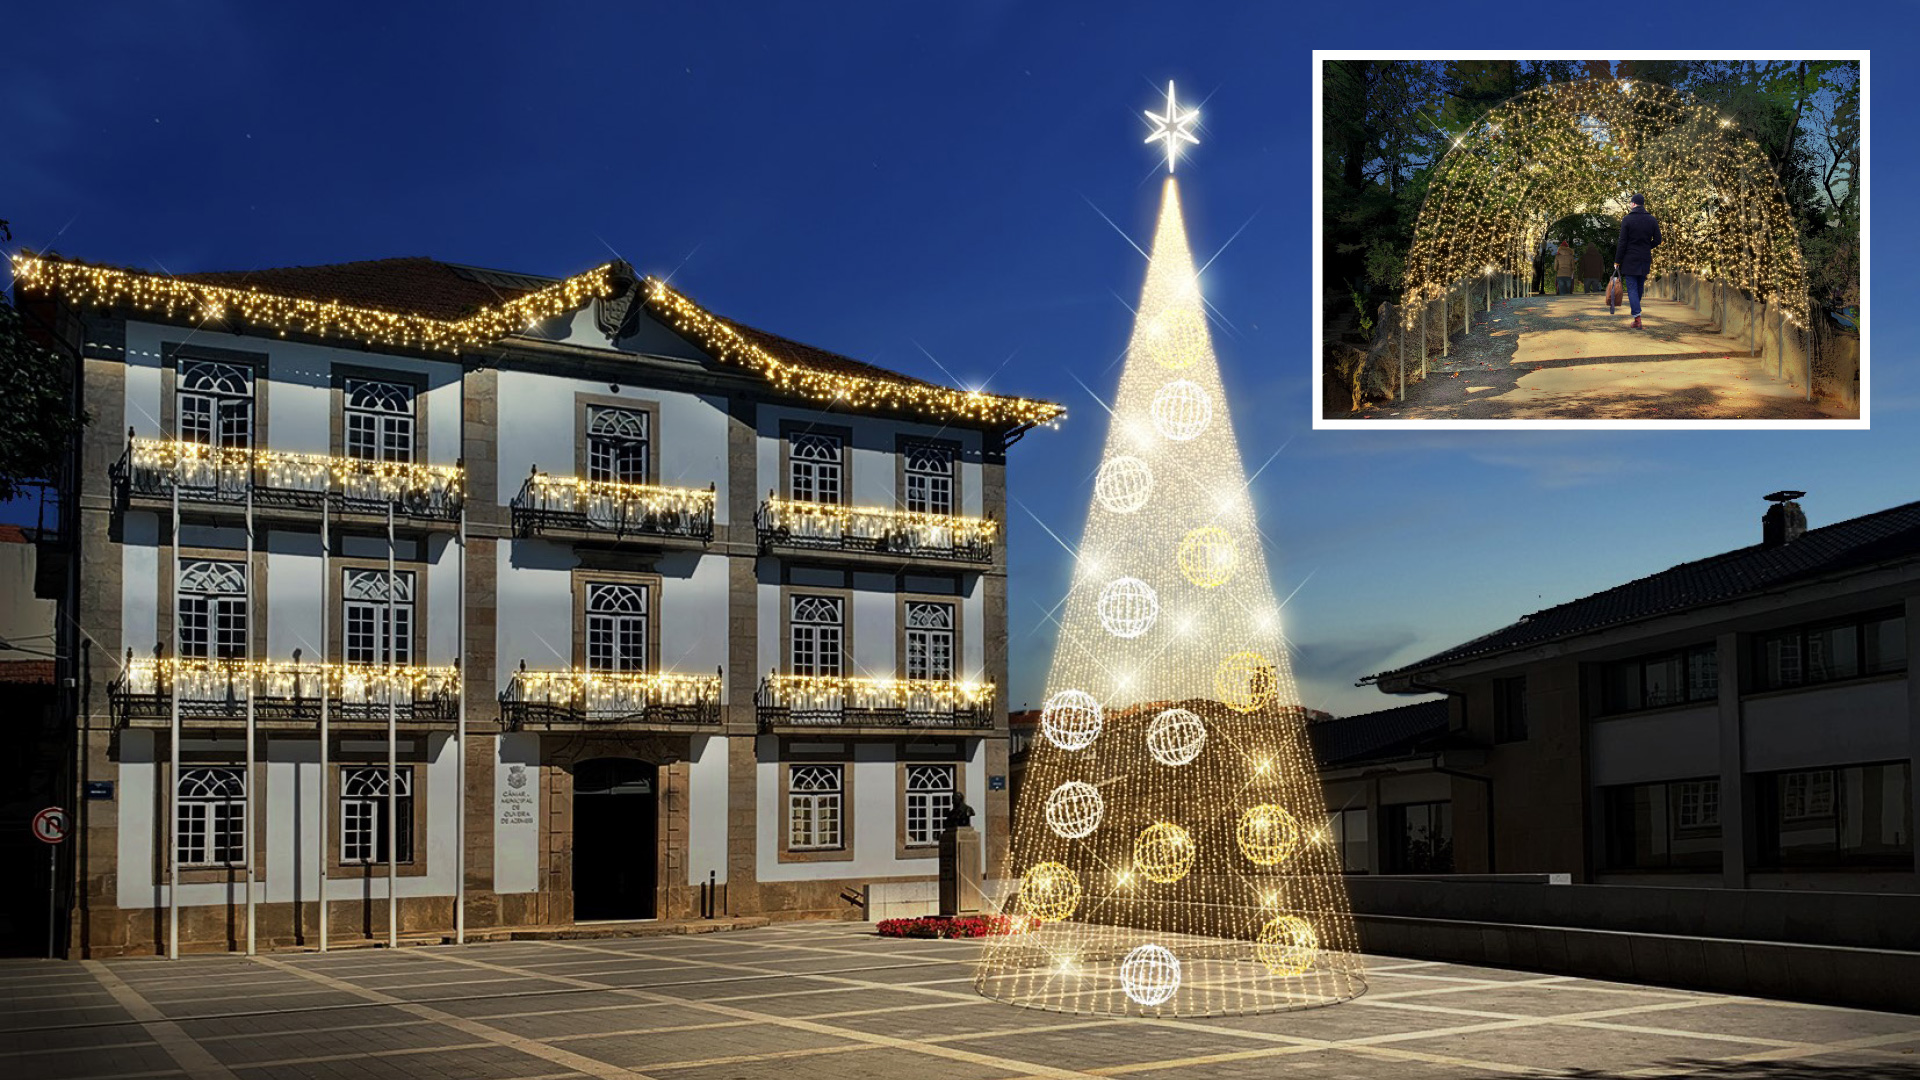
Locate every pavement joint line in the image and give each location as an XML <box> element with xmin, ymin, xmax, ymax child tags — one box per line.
<box><xmin>411</xmin><ymin>939</ymin><xmax>1103</xmax><ymax>1078</ymax></box>
<box><xmin>80</xmin><ymin>960</ymin><xmax>241</xmax><ymax>1080</ymax></box>
<box><xmin>540</xmin><ymin>1018</ymin><xmax>759</xmax><ymax>1041</ymax></box>
<box><xmin>250</xmin><ymin>953</ymin><xmax>664</xmax><ymax>1080</ymax></box>
<box><xmin>0</xmin><ymin>1038</ymin><xmax>160</xmax><ymax>1058</ymax></box>
<box><xmin>188</xmin><ymin>1017</ymin><xmax>435</xmax><ymax>1042</ymax></box>
<box><xmin>606</xmin><ymin>1040</ymin><xmax>883</xmax><ymax>1073</ymax></box>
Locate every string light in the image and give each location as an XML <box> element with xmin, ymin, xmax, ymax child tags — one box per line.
<box><xmin>760</xmin><ymin>496</ymin><xmax>999</xmax><ymax>549</ymax></box>
<box><xmin>1235</xmin><ymin>804</ymin><xmax>1303</xmax><ymax>866</ymax></box>
<box><xmin>1255</xmin><ymin>916</ymin><xmax>1319</xmax><ymax>977</ymax></box>
<box><xmin>759</xmin><ymin>672</ymin><xmax>994</xmax><ymax>714</ymax></box>
<box><xmin>1399</xmin><ymin>78</ymin><xmax>1810</xmax><ymax>330</ymax></box>
<box><xmin>128</xmin><ymin>437</ymin><xmax>464</xmax><ymax>503</ymax></box>
<box><xmin>12</xmin><ymin>254</ymin><xmax>1068</xmax><ymax>426</ymax></box>
<box><xmin>976</xmin><ymin>176</ymin><xmax>1364</xmax><ymax>1019</ymax></box>
<box><xmin>524</xmin><ymin>472</ymin><xmax>717</xmax><ymax>520</ymax></box>
<box><xmin>1019</xmin><ymin>862</ymin><xmax>1083</xmax><ymax>922</ymax></box>
<box><xmin>505</xmin><ymin>669</ymin><xmax>724</xmax><ymax>715</ymax></box>
<box><xmin>117</xmin><ymin>657</ymin><xmax>461</xmax><ymax>703</ymax></box>
<box><xmin>1044</xmin><ymin>781</ymin><xmax>1106</xmax><ymax>839</ymax></box>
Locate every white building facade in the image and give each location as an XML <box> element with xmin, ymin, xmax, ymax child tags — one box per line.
<box><xmin>20</xmin><ymin>255</ymin><xmax>1060</xmax><ymax>956</ymax></box>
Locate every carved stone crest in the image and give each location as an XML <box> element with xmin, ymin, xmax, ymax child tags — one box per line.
<box><xmin>595</xmin><ymin>259</ymin><xmax>643</xmax><ymax>341</ymax></box>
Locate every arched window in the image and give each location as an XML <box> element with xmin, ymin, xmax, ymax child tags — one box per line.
<box><xmin>586</xmin><ymin>407</ymin><xmax>649</xmax><ymax>484</ymax></box>
<box><xmin>341</xmin><ymin>766</ymin><xmax>413</xmax><ymax>864</ymax></box>
<box><xmin>586</xmin><ymin>582</ymin><xmax>648</xmax><ymax>672</ymax></box>
<box><xmin>344</xmin><ymin>378</ymin><xmax>415</xmax><ymax>463</ymax></box>
<box><xmin>789</xmin><ymin>595</ymin><xmax>843</xmax><ymax>677</ymax></box>
<box><xmin>904</xmin><ymin>601</ymin><xmax>954</xmax><ymax>681</ymax></box>
<box><xmin>787</xmin><ymin>763</ymin><xmax>843</xmax><ymax>850</ymax></box>
<box><xmin>789</xmin><ymin>432</ymin><xmax>843</xmax><ymax>504</ymax></box>
<box><xmin>176</xmin><ymin>766</ymin><xmax>245</xmax><ymax>867</ymax></box>
<box><xmin>904</xmin><ymin>763</ymin><xmax>956</xmax><ymax>847</ymax></box>
<box><xmin>177</xmin><ymin>360</ymin><xmax>253</xmax><ymax>449</ymax></box>
<box><xmin>904</xmin><ymin>443</ymin><xmax>954</xmax><ymax>515</ymax></box>
<box><xmin>178</xmin><ymin>559</ymin><xmax>247</xmax><ymax>659</ymax></box>
<box><xmin>343</xmin><ymin>568</ymin><xmax>414</xmax><ymax>664</ymax></box>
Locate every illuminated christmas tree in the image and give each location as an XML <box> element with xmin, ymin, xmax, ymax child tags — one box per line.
<box><xmin>975</xmin><ymin>85</ymin><xmax>1367</xmax><ymax>1018</ymax></box>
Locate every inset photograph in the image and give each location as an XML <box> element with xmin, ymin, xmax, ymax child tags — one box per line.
<box><xmin>1314</xmin><ymin>54</ymin><xmax>1865</xmax><ymax>426</ymax></box>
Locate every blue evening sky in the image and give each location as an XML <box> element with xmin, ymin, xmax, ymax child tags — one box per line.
<box><xmin>5</xmin><ymin>3</ymin><xmax>1908</xmax><ymax>717</ymax></box>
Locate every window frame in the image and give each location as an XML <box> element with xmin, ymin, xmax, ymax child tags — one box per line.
<box><xmin>342</xmin><ymin>567</ymin><xmax>416</xmax><ymax>666</ymax></box>
<box><xmin>1753</xmin><ymin>610</ymin><xmax>1907</xmax><ymax>694</ymax></box>
<box><xmin>902</xmin><ymin>598</ymin><xmax>957</xmax><ymax>682</ymax></box>
<box><xmin>1383</xmin><ymin>800</ymin><xmax>1454</xmax><ymax>874</ymax></box>
<box><xmin>330</xmin><ymin>364</ymin><xmax>427</xmax><ymax>466</ymax></box>
<box><xmin>176</xmin><ymin>558</ymin><xmax>250</xmax><ymax>661</ymax></box>
<box><xmin>342</xmin><ymin>377</ymin><xmax>418</xmax><ymax>465</ymax></box>
<box><xmin>787</xmin><ymin>592</ymin><xmax>848</xmax><ymax>678</ymax></box>
<box><xmin>570</xmin><ymin>570</ymin><xmax>661</xmax><ymax>675</ymax></box>
<box><xmin>585</xmin><ymin>581</ymin><xmax>650</xmax><ymax>674</ymax></box>
<box><xmin>1601</xmin><ymin>777</ymin><xmax>1724</xmax><ymax>872</ymax></box>
<box><xmin>1598</xmin><ymin>644</ymin><xmax>1719</xmax><ymax>715</ymax></box>
<box><xmin>785</xmin><ymin>762</ymin><xmax>847</xmax><ymax>855</ymax></box>
<box><xmin>338</xmin><ymin>764</ymin><xmax>417</xmax><ymax>867</ymax></box>
<box><xmin>780</xmin><ymin>422</ymin><xmax>851</xmax><ymax>506</ymax></box>
<box><xmin>899</xmin><ymin>438</ymin><xmax>960</xmax><ymax>516</ymax></box>
<box><xmin>175</xmin><ymin>765</ymin><xmax>247</xmax><ymax>869</ymax></box>
<box><xmin>572</xmin><ymin>393</ymin><xmax>662</xmax><ymax>487</ymax></box>
<box><xmin>1754</xmin><ymin>761</ymin><xmax>1913</xmax><ymax>870</ymax></box>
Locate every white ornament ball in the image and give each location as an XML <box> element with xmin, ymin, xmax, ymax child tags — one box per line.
<box><xmin>1043</xmin><ymin>781</ymin><xmax>1105</xmax><ymax>839</ymax></box>
<box><xmin>1146</xmin><ymin>708</ymin><xmax>1208</xmax><ymax>766</ymax></box>
<box><xmin>1094</xmin><ymin>456</ymin><xmax>1154</xmax><ymax>514</ymax></box>
<box><xmin>1040</xmin><ymin>689</ymin><xmax>1103</xmax><ymax>751</ymax></box>
<box><xmin>1098</xmin><ymin>577</ymin><xmax>1160</xmax><ymax>639</ymax></box>
<box><xmin>1150</xmin><ymin>379</ymin><xmax>1213</xmax><ymax>442</ymax></box>
<box><xmin>1119</xmin><ymin>944</ymin><xmax>1182</xmax><ymax>1006</ymax></box>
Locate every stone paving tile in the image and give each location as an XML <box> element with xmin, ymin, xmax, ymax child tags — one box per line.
<box><xmin>648</xmin><ymin>1044</ymin><xmax>1011</xmax><ymax>1080</ymax></box>
<box><xmin>25</xmin><ymin>1043</ymin><xmax>182</xmax><ymax>1080</ymax></box>
<box><xmin>715</xmin><ymin>986</ymin><xmax>938</xmax><ymax>1017</ymax></box>
<box><xmin>200</xmin><ymin>1020</ymin><xmax>487</xmax><ymax>1066</ymax></box>
<box><xmin>1390</xmin><ymin>983</ymin><xmax>1706</xmax><ymax>1018</ymax></box>
<box><xmin>955</xmin><ymin>1021</ymin><xmax>1278</xmax><ymax>1071</ymax></box>
<box><xmin>177</xmin><ymin>1005</ymin><xmax>418</xmax><ymax>1037</ymax></box>
<box><xmin>818</xmin><ymin>1000</ymin><xmax>1100</xmax><ymax>1040</ymax></box>
<box><xmin>559</xmin><ymin>1023</ymin><xmax>862</xmax><ymax>1069</ymax></box>
<box><xmin>1388</xmin><ymin>1021</ymin><xmax>1764</xmax><ymax>1073</ymax></box>
<box><xmin>471</xmin><ymin>1002</ymin><xmax>739</xmax><ymax>1038</ymax></box>
<box><xmin>1201</xmin><ymin>1000</ymin><xmax>1491</xmax><ymax>1041</ymax></box>
<box><xmin>1111</xmin><ymin>1049</ymin><xmax>1493</xmax><ymax>1080</ymax></box>
<box><xmin>1608</xmin><ymin>1000</ymin><xmax>1920</xmax><ymax>1043</ymax></box>
<box><xmin>227</xmin><ymin>1043</ymin><xmax>549</xmax><ymax>1079</ymax></box>
<box><xmin>425</xmin><ymin>989</ymin><xmax>638</xmax><ymax>1019</ymax></box>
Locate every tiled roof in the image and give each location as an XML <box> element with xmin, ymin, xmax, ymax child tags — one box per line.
<box><xmin>0</xmin><ymin>525</ymin><xmax>35</xmax><ymax>545</ymax></box>
<box><xmin>1379</xmin><ymin>499</ymin><xmax>1920</xmax><ymax>678</ymax></box>
<box><xmin>1308</xmin><ymin>699</ymin><xmax>1451</xmax><ymax>768</ymax></box>
<box><xmin>0</xmin><ymin>660</ymin><xmax>55</xmax><ymax>685</ymax></box>
<box><xmin>180</xmin><ymin>257</ymin><xmax>541</xmax><ymax>321</ymax></box>
<box><xmin>723</xmin><ymin>320</ymin><xmax>944</xmax><ymax>391</ymax></box>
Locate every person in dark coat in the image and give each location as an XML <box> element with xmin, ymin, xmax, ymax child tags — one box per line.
<box><xmin>1578</xmin><ymin>242</ymin><xmax>1605</xmax><ymax>294</ymax></box>
<box><xmin>1613</xmin><ymin>194</ymin><xmax>1662</xmax><ymax>328</ymax></box>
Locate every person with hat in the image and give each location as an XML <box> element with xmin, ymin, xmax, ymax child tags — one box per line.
<box><xmin>1613</xmin><ymin>194</ymin><xmax>1662</xmax><ymax>329</ymax></box>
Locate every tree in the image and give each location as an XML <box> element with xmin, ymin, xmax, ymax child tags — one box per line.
<box><xmin>0</xmin><ymin>220</ymin><xmax>86</xmax><ymax>503</ymax></box>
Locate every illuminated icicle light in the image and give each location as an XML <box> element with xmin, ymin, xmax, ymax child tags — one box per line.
<box><xmin>1018</xmin><ymin>861</ymin><xmax>1082</xmax><ymax>922</ymax></box>
<box><xmin>1040</xmin><ymin>689</ymin><xmax>1104</xmax><ymax>751</ymax></box>
<box><xmin>1149</xmin><ymin>379</ymin><xmax>1212</xmax><ymax>441</ymax></box>
<box><xmin>1133</xmin><ymin>821</ymin><xmax>1195</xmax><ymax>883</ymax></box>
<box><xmin>1176</xmin><ymin>526</ymin><xmax>1237</xmax><ymax>588</ymax></box>
<box><xmin>1097</xmin><ymin>576</ymin><xmax>1159</xmax><ymax>638</ymax></box>
<box><xmin>1094</xmin><ymin>455</ymin><xmax>1154</xmax><ymax>514</ymax></box>
<box><xmin>1255</xmin><ymin>916</ymin><xmax>1320</xmax><ymax>977</ymax></box>
<box><xmin>1145</xmin><ymin>707</ymin><xmax>1207</xmax><ymax>766</ymax></box>
<box><xmin>1044</xmin><ymin>780</ymin><xmax>1106</xmax><ymax>839</ymax></box>
<box><xmin>1215</xmin><ymin>650</ymin><xmax>1280</xmax><ymax>712</ymax></box>
<box><xmin>1120</xmin><ymin>944</ymin><xmax>1182</xmax><ymax>1006</ymax></box>
<box><xmin>1236</xmin><ymin>804</ymin><xmax>1302</xmax><ymax>867</ymax></box>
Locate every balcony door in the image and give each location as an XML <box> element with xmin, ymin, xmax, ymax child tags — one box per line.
<box><xmin>571</xmin><ymin>758</ymin><xmax>657</xmax><ymax>921</ymax></box>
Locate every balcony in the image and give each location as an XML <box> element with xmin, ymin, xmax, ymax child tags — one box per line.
<box><xmin>755</xmin><ymin>497</ymin><xmax>996</xmax><ymax>566</ymax></box>
<box><xmin>113</xmin><ymin>435</ymin><xmax>464</xmax><ymax>525</ymax></box>
<box><xmin>510</xmin><ymin>472</ymin><xmax>715</xmax><ymax>546</ymax></box>
<box><xmin>756</xmin><ymin>674</ymin><xmax>994</xmax><ymax>732</ymax></box>
<box><xmin>500</xmin><ymin>668</ymin><xmax>724</xmax><ymax>730</ymax></box>
<box><xmin>110</xmin><ymin>657</ymin><xmax>462</xmax><ymax>727</ymax></box>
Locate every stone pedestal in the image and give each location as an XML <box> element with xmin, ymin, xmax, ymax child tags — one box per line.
<box><xmin>939</xmin><ymin>826</ymin><xmax>982</xmax><ymax>915</ymax></box>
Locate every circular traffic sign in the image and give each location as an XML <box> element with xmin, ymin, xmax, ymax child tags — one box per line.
<box><xmin>32</xmin><ymin>807</ymin><xmax>69</xmax><ymax>845</ymax></box>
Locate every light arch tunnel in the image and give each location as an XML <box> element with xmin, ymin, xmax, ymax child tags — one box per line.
<box><xmin>1398</xmin><ymin>78</ymin><xmax>1810</xmax><ymax>331</ymax></box>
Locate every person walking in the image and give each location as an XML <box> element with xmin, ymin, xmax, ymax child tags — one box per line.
<box><xmin>1578</xmin><ymin>241</ymin><xmax>1605</xmax><ymax>295</ymax></box>
<box><xmin>1553</xmin><ymin>237</ymin><xmax>1578</xmax><ymax>295</ymax></box>
<box><xmin>1613</xmin><ymin>194</ymin><xmax>1662</xmax><ymax>329</ymax></box>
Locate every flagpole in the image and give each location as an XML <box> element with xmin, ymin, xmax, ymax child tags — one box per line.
<box><xmin>455</xmin><ymin>484</ymin><xmax>467</xmax><ymax>946</ymax></box>
<box><xmin>387</xmin><ymin>500</ymin><xmax>398</xmax><ymax>949</ymax></box>
<box><xmin>318</xmin><ymin>494</ymin><xmax>330</xmax><ymax>952</ymax></box>
<box><xmin>168</xmin><ymin>471</ymin><xmax>181</xmax><ymax>960</ymax></box>
<box><xmin>244</xmin><ymin>452</ymin><xmax>256</xmax><ymax>956</ymax></box>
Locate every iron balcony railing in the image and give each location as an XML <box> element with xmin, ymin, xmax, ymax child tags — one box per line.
<box><xmin>755</xmin><ymin>496</ymin><xmax>996</xmax><ymax>563</ymax></box>
<box><xmin>112</xmin><ymin>434</ymin><xmax>464</xmax><ymax>521</ymax></box>
<box><xmin>500</xmin><ymin>667</ymin><xmax>724</xmax><ymax>729</ymax></box>
<box><xmin>110</xmin><ymin>656</ymin><xmax>461</xmax><ymax>724</ymax></box>
<box><xmin>755</xmin><ymin>673</ymin><xmax>994</xmax><ymax>731</ymax></box>
<box><xmin>510</xmin><ymin>471</ymin><xmax>715</xmax><ymax>542</ymax></box>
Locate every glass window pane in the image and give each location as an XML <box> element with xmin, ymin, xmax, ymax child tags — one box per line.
<box><xmin>1805</xmin><ymin>624</ymin><xmax>1860</xmax><ymax>683</ymax></box>
<box><xmin>1865</xmin><ymin>616</ymin><xmax>1907</xmax><ymax>675</ymax></box>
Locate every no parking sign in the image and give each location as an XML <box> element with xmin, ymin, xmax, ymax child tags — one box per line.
<box><xmin>32</xmin><ymin>806</ymin><xmax>69</xmax><ymax>844</ymax></box>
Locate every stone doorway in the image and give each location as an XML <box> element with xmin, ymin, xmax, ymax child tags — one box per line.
<box><xmin>572</xmin><ymin>758</ymin><xmax>658</xmax><ymax>921</ymax></box>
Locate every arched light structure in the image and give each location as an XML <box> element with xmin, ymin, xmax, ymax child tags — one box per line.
<box><xmin>1400</xmin><ymin>78</ymin><xmax>1810</xmax><ymax>330</ymax></box>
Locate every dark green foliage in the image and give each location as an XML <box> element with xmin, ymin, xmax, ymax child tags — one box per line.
<box><xmin>0</xmin><ymin>219</ymin><xmax>87</xmax><ymax>502</ymax></box>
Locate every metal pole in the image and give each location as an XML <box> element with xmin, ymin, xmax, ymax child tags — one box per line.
<box><xmin>455</xmin><ymin>492</ymin><xmax>466</xmax><ymax>946</ymax></box>
<box><xmin>1441</xmin><ymin>293</ymin><xmax>1448</xmax><ymax>359</ymax></box>
<box><xmin>1421</xmin><ymin>301</ymin><xmax>1429</xmax><ymax>378</ymax></box>
<box><xmin>169</xmin><ymin>477</ymin><xmax>181</xmax><ymax>960</ymax></box>
<box><xmin>319</xmin><ymin>496</ymin><xmax>329</xmax><ymax>952</ymax></box>
<box><xmin>386</xmin><ymin>501</ymin><xmax>398</xmax><ymax>949</ymax></box>
<box><xmin>48</xmin><ymin>842</ymin><xmax>57</xmax><ymax>959</ymax></box>
<box><xmin>1397</xmin><ymin>308</ymin><xmax>1405</xmax><ymax>401</ymax></box>
<box><xmin>245</xmin><ymin>455</ymin><xmax>256</xmax><ymax>956</ymax></box>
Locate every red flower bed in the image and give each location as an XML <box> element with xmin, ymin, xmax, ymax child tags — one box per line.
<box><xmin>875</xmin><ymin>914</ymin><xmax>1038</xmax><ymax>939</ymax></box>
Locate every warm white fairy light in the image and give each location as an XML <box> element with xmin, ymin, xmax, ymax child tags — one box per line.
<box><xmin>1045</xmin><ymin>781</ymin><xmax>1107</xmax><ymax>839</ymax></box>
<box><xmin>977</xmin><ymin>176</ymin><xmax>1365</xmax><ymax>1019</ymax></box>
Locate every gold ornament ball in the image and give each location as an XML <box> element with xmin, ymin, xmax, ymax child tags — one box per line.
<box><xmin>1040</xmin><ymin>689</ymin><xmax>1103</xmax><ymax>751</ymax></box>
<box><xmin>1019</xmin><ymin>861</ymin><xmax>1082</xmax><ymax>922</ymax></box>
<box><xmin>1043</xmin><ymin>780</ymin><xmax>1105</xmax><ymax>840</ymax></box>
<box><xmin>1145</xmin><ymin>707</ymin><xmax>1207</xmax><ymax>766</ymax></box>
<box><xmin>1236</xmin><ymin>804</ymin><xmax>1302</xmax><ymax>867</ymax></box>
<box><xmin>1177</xmin><ymin>526</ymin><xmax>1238</xmax><ymax>588</ymax></box>
<box><xmin>1215</xmin><ymin>651</ymin><xmax>1279</xmax><ymax>713</ymax></box>
<box><xmin>1149</xmin><ymin>379</ymin><xmax>1212</xmax><ymax>442</ymax></box>
<box><xmin>1094</xmin><ymin>455</ymin><xmax>1154</xmax><ymax>514</ymax></box>
<box><xmin>1255</xmin><ymin>915</ymin><xmax>1320</xmax><ymax>976</ymax></box>
<box><xmin>1134</xmin><ymin>822</ymin><xmax>1196</xmax><ymax>883</ymax></box>
<box><xmin>1141</xmin><ymin>305</ymin><xmax>1207</xmax><ymax>370</ymax></box>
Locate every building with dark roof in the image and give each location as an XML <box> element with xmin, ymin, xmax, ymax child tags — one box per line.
<box><xmin>14</xmin><ymin>250</ymin><xmax>1062</xmax><ymax>957</ymax></box>
<box><xmin>1360</xmin><ymin>493</ymin><xmax>1918</xmax><ymax>893</ymax></box>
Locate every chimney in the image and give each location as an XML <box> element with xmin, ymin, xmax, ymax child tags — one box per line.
<box><xmin>1762</xmin><ymin>490</ymin><xmax>1807</xmax><ymax>548</ymax></box>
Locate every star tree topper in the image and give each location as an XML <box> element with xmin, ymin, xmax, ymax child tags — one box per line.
<box><xmin>1145</xmin><ymin>80</ymin><xmax>1200</xmax><ymax>173</ymax></box>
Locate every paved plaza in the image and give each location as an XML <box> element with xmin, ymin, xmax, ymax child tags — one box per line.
<box><xmin>4</xmin><ymin>922</ymin><xmax>1920</xmax><ymax>1079</ymax></box>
